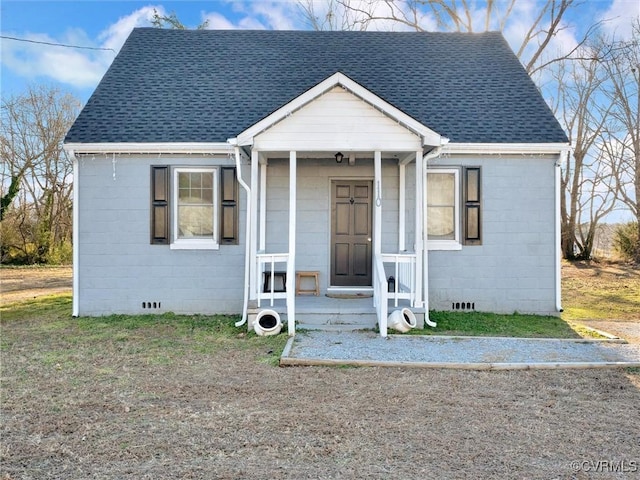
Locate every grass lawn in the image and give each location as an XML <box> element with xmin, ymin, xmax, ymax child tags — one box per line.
<box><xmin>415</xmin><ymin>260</ymin><xmax>639</xmax><ymax>339</ymax></box>
<box><xmin>408</xmin><ymin>311</ymin><xmax>585</xmax><ymax>338</ymax></box>
<box><xmin>0</xmin><ymin>293</ymin><xmax>287</xmax><ymax>367</ymax></box>
<box><xmin>4</xmin><ymin>260</ymin><xmax>638</xmax><ymax>343</ymax></box>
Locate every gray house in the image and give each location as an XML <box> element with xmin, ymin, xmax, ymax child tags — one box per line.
<box><xmin>64</xmin><ymin>28</ymin><xmax>569</xmax><ymax>336</ymax></box>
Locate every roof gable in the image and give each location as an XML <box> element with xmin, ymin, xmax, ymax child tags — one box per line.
<box><xmin>65</xmin><ymin>29</ymin><xmax>568</xmax><ymax>145</ymax></box>
<box><xmin>237</xmin><ymin>72</ymin><xmax>442</xmax><ymax>148</ymax></box>
<box><xmin>250</xmin><ymin>84</ymin><xmax>426</xmax><ymax>151</ymax></box>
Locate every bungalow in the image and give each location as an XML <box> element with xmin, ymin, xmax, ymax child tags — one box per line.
<box><xmin>64</xmin><ymin>28</ymin><xmax>569</xmax><ymax>336</ymax></box>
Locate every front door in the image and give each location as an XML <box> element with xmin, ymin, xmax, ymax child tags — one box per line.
<box><xmin>331</xmin><ymin>180</ymin><xmax>373</xmax><ymax>286</ymax></box>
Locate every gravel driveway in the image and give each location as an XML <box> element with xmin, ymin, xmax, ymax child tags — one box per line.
<box><xmin>282</xmin><ymin>331</ymin><xmax>640</xmax><ymax>368</ymax></box>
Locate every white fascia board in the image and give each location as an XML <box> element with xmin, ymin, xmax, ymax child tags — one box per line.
<box><xmin>235</xmin><ymin>72</ymin><xmax>442</xmax><ymax>147</ymax></box>
<box><xmin>63</xmin><ymin>142</ymin><xmax>232</xmax><ymax>155</ymax></box>
<box><xmin>443</xmin><ymin>143</ymin><xmax>571</xmax><ymax>155</ymax></box>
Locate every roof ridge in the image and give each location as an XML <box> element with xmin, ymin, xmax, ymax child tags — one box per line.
<box><xmin>131</xmin><ymin>27</ymin><xmax>505</xmax><ymax>35</ymax></box>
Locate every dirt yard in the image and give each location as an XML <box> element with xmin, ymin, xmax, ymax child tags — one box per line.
<box><xmin>1</xmin><ymin>264</ymin><xmax>639</xmax><ymax>479</ymax></box>
<box><xmin>1</xmin><ymin>317</ymin><xmax>639</xmax><ymax>479</ymax></box>
<box><xmin>5</xmin><ymin>365</ymin><xmax>640</xmax><ymax>479</ymax></box>
<box><xmin>562</xmin><ymin>261</ymin><xmax>640</xmax><ymax>344</ymax></box>
<box><xmin>0</xmin><ymin>266</ymin><xmax>72</xmax><ymax>305</ymax></box>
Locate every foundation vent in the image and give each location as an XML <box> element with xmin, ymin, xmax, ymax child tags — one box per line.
<box><xmin>452</xmin><ymin>302</ymin><xmax>475</xmax><ymax>311</ymax></box>
<box><xmin>142</xmin><ymin>302</ymin><xmax>162</xmax><ymax>309</ymax></box>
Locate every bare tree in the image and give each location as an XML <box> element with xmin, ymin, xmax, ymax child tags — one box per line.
<box><xmin>151</xmin><ymin>9</ymin><xmax>209</xmax><ymax>29</ymax></box>
<box><xmin>298</xmin><ymin>0</ymin><xmax>392</xmax><ymax>31</ymax></box>
<box><xmin>599</xmin><ymin>23</ymin><xmax>640</xmax><ymax>260</ymax></box>
<box><xmin>298</xmin><ymin>0</ymin><xmax>598</xmax><ymax>74</ymax></box>
<box><xmin>553</xmin><ymin>50</ymin><xmax>617</xmax><ymax>259</ymax></box>
<box><xmin>0</xmin><ymin>86</ymin><xmax>81</xmax><ymax>263</ymax></box>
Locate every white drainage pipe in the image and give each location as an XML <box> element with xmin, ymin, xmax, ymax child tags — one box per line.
<box><xmin>254</xmin><ymin>309</ymin><xmax>283</xmax><ymax>336</ymax></box>
<box><xmin>387</xmin><ymin>308</ymin><xmax>417</xmax><ymax>333</ymax></box>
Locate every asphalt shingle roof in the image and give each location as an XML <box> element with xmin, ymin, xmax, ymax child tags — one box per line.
<box><xmin>65</xmin><ymin>28</ymin><xmax>568</xmax><ymax>145</ymax></box>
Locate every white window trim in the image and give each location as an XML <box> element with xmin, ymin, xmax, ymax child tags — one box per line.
<box><xmin>171</xmin><ymin>167</ymin><xmax>219</xmax><ymax>250</ymax></box>
<box><xmin>427</xmin><ymin>168</ymin><xmax>462</xmax><ymax>251</ymax></box>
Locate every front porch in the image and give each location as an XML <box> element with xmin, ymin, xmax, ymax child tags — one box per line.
<box><xmin>243</xmin><ymin>152</ymin><xmax>430</xmax><ymax>337</ymax></box>
<box><xmin>230</xmin><ymin>72</ymin><xmax>447</xmax><ymax>336</ymax></box>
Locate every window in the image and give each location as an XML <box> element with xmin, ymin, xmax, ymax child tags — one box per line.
<box><xmin>427</xmin><ymin>169</ymin><xmax>460</xmax><ymax>249</ymax></box>
<box><xmin>173</xmin><ymin>168</ymin><xmax>218</xmax><ymax>249</ymax></box>
<box><xmin>150</xmin><ymin>165</ymin><xmax>238</xmax><ymax>249</ymax></box>
<box><xmin>427</xmin><ymin>167</ymin><xmax>482</xmax><ymax>250</ymax></box>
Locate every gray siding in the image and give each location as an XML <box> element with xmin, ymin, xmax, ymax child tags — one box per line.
<box><xmin>77</xmin><ymin>153</ymin><xmax>558</xmax><ymax>316</ymax></box>
<box><xmin>428</xmin><ymin>155</ymin><xmax>558</xmax><ymax>315</ymax></box>
<box><xmin>77</xmin><ymin>155</ymin><xmax>246</xmax><ymax>315</ymax></box>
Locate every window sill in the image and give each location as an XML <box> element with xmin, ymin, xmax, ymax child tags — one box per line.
<box><xmin>427</xmin><ymin>241</ymin><xmax>462</xmax><ymax>251</ymax></box>
<box><xmin>170</xmin><ymin>240</ymin><xmax>220</xmax><ymax>250</ymax></box>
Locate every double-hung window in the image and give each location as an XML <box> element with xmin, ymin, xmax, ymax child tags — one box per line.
<box><xmin>427</xmin><ymin>168</ymin><xmax>460</xmax><ymax>250</ymax></box>
<box><xmin>172</xmin><ymin>167</ymin><xmax>218</xmax><ymax>249</ymax></box>
<box><xmin>427</xmin><ymin>167</ymin><xmax>481</xmax><ymax>249</ymax></box>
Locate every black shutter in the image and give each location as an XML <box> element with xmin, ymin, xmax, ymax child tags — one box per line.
<box><xmin>151</xmin><ymin>166</ymin><xmax>169</xmax><ymax>244</ymax></box>
<box><xmin>463</xmin><ymin>167</ymin><xmax>481</xmax><ymax>245</ymax></box>
<box><xmin>220</xmin><ymin>167</ymin><xmax>238</xmax><ymax>245</ymax></box>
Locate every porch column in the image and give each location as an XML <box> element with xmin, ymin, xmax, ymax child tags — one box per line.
<box><xmin>259</xmin><ymin>161</ymin><xmax>267</xmax><ymax>251</ymax></box>
<box><xmin>398</xmin><ymin>163</ymin><xmax>405</xmax><ymax>252</ymax></box>
<box><xmin>250</xmin><ymin>149</ymin><xmax>260</xmax><ymax>300</ymax></box>
<box><xmin>374</xmin><ymin>151</ymin><xmax>382</xmax><ymax>256</ymax></box>
<box><xmin>286</xmin><ymin>151</ymin><xmax>297</xmax><ymax>335</ymax></box>
<box><xmin>415</xmin><ymin>149</ymin><xmax>424</xmax><ymax>308</ymax></box>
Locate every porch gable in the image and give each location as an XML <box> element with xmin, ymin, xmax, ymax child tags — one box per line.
<box><xmin>234</xmin><ymin>72</ymin><xmax>443</xmax><ymax>151</ymax></box>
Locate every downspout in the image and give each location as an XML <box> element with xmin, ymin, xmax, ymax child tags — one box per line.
<box><xmin>422</xmin><ymin>140</ymin><xmax>448</xmax><ymax>328</ymax></box>
<box><xmin>230</xmin><ymin>142</ymin><xmax>252</xmax><ymax>327</ymax></box>
<box><xmin>555</xmin><ymin>149</ymin><xmax>568</xmax><ymax>313</ymax></box>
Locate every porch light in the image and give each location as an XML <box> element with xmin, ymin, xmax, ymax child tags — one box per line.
<box><xmin>335</xmin><ymin>152</ymin><xmax>344</xmax><ymax>163</ymax></box>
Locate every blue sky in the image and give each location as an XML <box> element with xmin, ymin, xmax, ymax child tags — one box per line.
<box><xmin>1</xmin><ymin>0</ymin><xmax>637</xmax><ymax>103</ymax></box>
<box><xmin>1</xmin><ymin>0</ymin><xmax>306</xmax><ymax>101</ymax></box>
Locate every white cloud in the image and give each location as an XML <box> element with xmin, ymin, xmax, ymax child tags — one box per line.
<box><xmin>98</xmin><ymin>5</ymin><xmax>163</xmax><ymax>51</ymax></box>
<box><xmin>247</xmin><ymin>2</ymin><xmax>297</xmax><ymax>30</ymax></box>
<box><xmin>202</xmin><ymin>1</ymin><xmax>295</xmax><ymax>30</ymax></box>
<box><xmin>202</xmin><ymin>11</ymin><xmax>267</xmax><ymax>30</ymax></box>
<box><xmin>1</xmin><ymin>31</ymin><xmax>111</xmax><ymax>88</ymax></box>
<box><xmin>598</xmin><ymin>0</ymin><xmax>639</xmax><ymax>40</ymax></box>
<box><xmin>1</xmin><ymin>6</ymin><xmax>163</xmax><ymax>90</ymax></box>
<box><xmin>203</xmin><ymin>12</ymin><xmax>239</xmax><ymax>30</ymax></box>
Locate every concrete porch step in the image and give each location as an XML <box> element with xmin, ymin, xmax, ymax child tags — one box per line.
<box><xmin>248</xmin><ymin>296</ymin><xmax>424</xmax><ymax>332</ymax></box>
<box><xmin>295</xmin><ymin>311</ymin><xmax>378</xmax><ymax>331</ymax></box>
<box><xmin>297</xmin><ymin>323</ymin><xmax>376</xmax><ymax>332</ymax></box>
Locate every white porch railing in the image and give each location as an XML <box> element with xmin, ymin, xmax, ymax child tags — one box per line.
<box><xmin>374</xmin><ymin>252</ymin><xmax>417</xmax><ymax>337</ymax></box>
<box><xmin>256</xmin><ymin>252</ymin><xmax>289</xmax><ymax>307</ymax></box>
<box><xmin>381</xmin><ymin>253</ymin><xmax>417</xmax><ymax>307</ymax></box>
<box><xmin>373</xmin><ymin>254</ymin><xmax>389</xmax><ymax>337</ymax></box>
